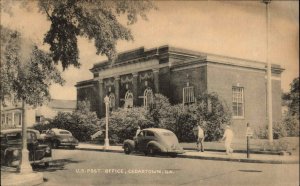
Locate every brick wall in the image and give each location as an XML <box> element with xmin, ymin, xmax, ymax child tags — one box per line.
<box><xmin>169</xmin><ymin>66</ymin><xmax>207</xmax><ymax>104</ymax></box>
<box><xmin>206</xmin><ymin>63</ymin><xmax>282</xmax><ymax>138</ymax></box>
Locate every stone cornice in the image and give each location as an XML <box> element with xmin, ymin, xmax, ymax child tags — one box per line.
<box><xmin>75</xmin><ymin>79</ymin><xmax>96</xmax><ymax>87</ymax></box>
<box><xmin>96</xmin><ymin>59</ymin><xmax>164</xmax><ymax>79</ymax></box>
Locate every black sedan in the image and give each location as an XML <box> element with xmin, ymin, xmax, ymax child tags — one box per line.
<box><xmin>43</xmin><ymin>128</ymin><xmax>78</xmax><ymax>149</ymax></box>
<box><xmin>0</xmin><ymin>128</ymin><xmax>52</xmax><ymax>167</ymax></box>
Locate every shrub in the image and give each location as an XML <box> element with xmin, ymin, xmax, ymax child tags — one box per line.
<box><xmin>158</xmin><ymin>104</ymin><xmax>197</xmax><ymax>142</ymax></box>
<box><xmin>255</xmin><ymin>121</ymin><xmax>287</xmax><ymax>139</ymax></box>
<box><xmin>196</xmin><ymin>93</ymin><xmax>232</xmax><ymax>141</ymax></box>
<box><xmin>260</xmin><ymin>139</ymin><xmax>290</xmax><ymax>152</ymax></box>
<box><xmin>105</xmin><ymin>107</ymin><xmax>155</xmax><ymax>143</ymax></box>
<box><xmin>100</xmin><ymin>92</ymin><xmax>232</xmax><ymax>143</ymax></box>
<box><xmin>150</xmin><ymin>93</ymin><xmax>232</xmax><ymax>142</ymax></box>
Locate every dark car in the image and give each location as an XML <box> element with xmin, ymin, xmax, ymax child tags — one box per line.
<box><xmin>123</xmin><ymin>128</ymin><xmax>184</xmax><ymax>157</ymax></box>
<box><xmin>43</xmin><ymin>128</ymin><xmax>78</xmax><ymax>149</ymax></box>
<box><xmin>0</xmin><ymin>128</ymin><xmax>52</xmax><ymax>167</ymax></box>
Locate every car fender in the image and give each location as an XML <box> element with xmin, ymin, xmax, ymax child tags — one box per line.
<box><xmin>147</xmin><ymin>141</ymin><xmax>166</xmax><ymax>152</ymax></box>
<box><xmin>123</xmin><ymin>139</ymin><xmax>135</xmax><ymax>150</ymax></box>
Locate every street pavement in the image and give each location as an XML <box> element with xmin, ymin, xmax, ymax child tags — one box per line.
<box><xmin>1</xmin><ymin>143</ymin><xmax>299</xmax><ymax>185</ymax></box>
<box><xmin>22</xmin><ymin>149</ymin><xmax>300</xmax><ymax>185</ymax></box>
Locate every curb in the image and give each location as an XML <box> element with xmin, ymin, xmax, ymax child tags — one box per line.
<box><xmin>177</xmin><ymin>154</ymin><xmax>299</xmax><ymax>164</ymax></box>
<box><xmin>76</xmin><ymin>147</ymin><xmax>123</xmax><ymax>154</ymax></box>
<box><xmin>84</xmin><ymin>144</ymin><xmax>285</xmax><ymax>155</ymax></box>
<box><xmin>75</xmin><ymin>147</ymin><xmax>299</xmax><ymax>164</ymax></box>
<box><xmin>183</xmin><ymin>148</ymin><xmax>284</xmax><ymax>155</ymax></box>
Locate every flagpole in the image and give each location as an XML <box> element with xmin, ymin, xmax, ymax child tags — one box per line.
<box><xmin>263</xmin><ymin>0</ymin><xmax>273</xmax><ymax>143</ymax></box>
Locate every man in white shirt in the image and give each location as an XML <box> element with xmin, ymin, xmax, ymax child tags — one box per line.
<box><xmin>135</xmin><ymin>126</ymin><xmax>141</xmax><ymax>137</ymax></box>
<box><xmin>195</xmin><ymin>123</ymin><xmax>205</xmax><ymax>152</ymax></box>
<box><xmin>221</xmin><ymin>125</ymin><xmax>234</xmax><ymax>155</ymax></box>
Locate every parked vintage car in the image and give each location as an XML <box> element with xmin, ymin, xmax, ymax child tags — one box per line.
<box><xmin>90</xmin><ymin>130</ymin><xmax>119</xmax><ymax>144</ymax></box>
<box><xmin>123</xmin><ymin>128</ymin><xmax>184</xmax><ymax>157</ymax></box>
<box><xmin>43</xmin><ymin>128</ymin><xmax>78</xmax><ymax>149</ymax></box>
<box><xmin>0</xmin><ymin>128</ymin><xmax>52</xmax><ymax>167</ymax></box>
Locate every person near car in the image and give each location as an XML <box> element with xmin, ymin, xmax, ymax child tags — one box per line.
<box><xmin>196</xmin><ymin>123</ymin><xmax>205</xmax><ymax>152</ymax></box>
<box><xmin>220</xmin><ymin>125</ymin><xmax>234</xmax><ymax>155</ymax></box>
<box><xmin>135</xmin><ymin>126</ymin><xmax>141</xmax><ymax>137</ymax></box>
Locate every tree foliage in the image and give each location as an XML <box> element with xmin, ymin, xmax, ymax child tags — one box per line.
<box><xmin>282</xmin><ymin>77</ymin><xmax>299</xmax><ymax>137</ymax></box>
<box><xmin>283</xmin><ymin>114</ymin><xmax>299</xmax><ymax>137</ymax></box>
<box><xmin>10</xmin><ymin>0</ymin><xmax>156</xmax><ymax>70</ymax></box>
<box><xmin>282</xmin><ymin>77</ymin><xmax>299</xmax><ymax>117</ymax></box>
<box><xmin>0</xmin><ymin>26</ymin><xmax>64</xmax><ymax>106</ymax></box>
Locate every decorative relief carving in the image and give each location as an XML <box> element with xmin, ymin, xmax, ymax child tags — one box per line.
<box><xmin>104</xmin><ymin>78</ymin><xmax>114</xmax><ymax>87</ymax></box>
<box><xmin>121</xmin><ymin>75</ymin><xmax>133</xmax><ymax>84</ymax></box>
<box><xmin>139</xmin><ymin>71</ymin><xmax>153</xmax><ymax>82</ymax></box>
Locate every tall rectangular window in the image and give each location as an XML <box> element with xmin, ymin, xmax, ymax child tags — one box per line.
<box><xmin>183</xmin><ymin>86</ymin><xmax>195</xmax><ymax>105</ymax></box>
<box><xmin>232</xmin><ymin>87</ymin><xmax>244</xmax><ymax>118</ymax></box>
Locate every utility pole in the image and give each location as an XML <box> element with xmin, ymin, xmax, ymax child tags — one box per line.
<box><xmin>262</xmin><ymin>0</ymin><xmax>273</xmax><ymax>143</ymax></box>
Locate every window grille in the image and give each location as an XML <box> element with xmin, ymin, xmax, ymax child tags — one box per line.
<box><xmin>109</xmin><ymin>93</ymin><xmax>115</xmax><ymax>109</ymax></box>
<box><xmin>183</xmin><ymin>86</ymin><xmax>195</xmax><ymax>105</ymax></box>
<box><xmin>232</xmin><ymin>87</ymin><xmax>244</xmax><ymax>118</ymax></box>
<box><xmin>144</xmin><ymin>88</ymin><xmax>153</xmax><ymax>109</ymax></box>
<box><xmin>124</xmin><ymin>90</ymin><xmax>133</xmax><ymax>109</ymax></box>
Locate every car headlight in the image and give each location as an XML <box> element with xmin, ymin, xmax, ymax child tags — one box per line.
<box><xmin>13</xmin><ymin>149</ymin><xmax>20</xmax><ymax>157</ymax></box>
<box><xmin>45</xmin><ymin>146</ymin><xmax>51</xmax><ymax>153</ymax></box>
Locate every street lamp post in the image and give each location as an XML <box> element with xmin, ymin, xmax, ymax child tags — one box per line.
<box><xmin>104</xmin><ymin>96</ymin><xmax>110</xmax><ymax>149</ymax></box>
<box><xmin>262</xmin><ymin>0</ymin><xmax>273</xmax><ymax>143</ymax></box>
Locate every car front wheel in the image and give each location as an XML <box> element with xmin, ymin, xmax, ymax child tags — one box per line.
<box><xmin>147</xmin><ymin>146</ymin><xmax>155</xmax><ymax>156</ymax></box>
<box><xmin>124</xmin><ymin>144</ymin><xmax>131</xmax><ymax>154</ymax></box>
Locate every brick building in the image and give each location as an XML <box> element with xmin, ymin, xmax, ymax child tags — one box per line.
<box><xmin>75</xmin><ymin>45</ymin><xmax>283</xmax><ymax>137</ymax></box>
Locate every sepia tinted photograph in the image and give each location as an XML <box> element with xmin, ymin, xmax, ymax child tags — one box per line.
<box><xmin>1</xmin><ymin>0</ymin><xmax>299</xmax><ymax>186</ymax></box>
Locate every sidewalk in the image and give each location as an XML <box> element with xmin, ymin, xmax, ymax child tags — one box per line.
<box><xmin>1</xmin><ymin>166</ymin><xmax>44</xmax><ymax>186</ymax></box>
<box><xmin>76</xmin><ymin>143</ymin><xmax>299</xmax><ymax>164</ymax></box>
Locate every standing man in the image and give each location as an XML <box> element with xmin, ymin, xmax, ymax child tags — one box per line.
<box><xmin>220</xmin><ymin>125</ymin><xmax>234</xmax><ymax>155</ymax></box>
<box><xmin>195</xmin><ymin>120</ymin><xmax>205</xmax><ymax>152</ymax></box>
<box><xmin>135</xmin><ymin>126</ymin><xmax>141</xmax><ymax>137</ymax></box>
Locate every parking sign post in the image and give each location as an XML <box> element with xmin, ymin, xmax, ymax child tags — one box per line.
<box><xmin>246</xmin><ymin>123</ymin><xmax>253</xmax><ymax>159</ymax></box>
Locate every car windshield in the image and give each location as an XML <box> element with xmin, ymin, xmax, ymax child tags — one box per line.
<box><xmin>6</xmin><ymin>132</ymin><xmax>36</xmax><ymax>142</ymax></box>
<box><xmin>6</xmin><ymin>133</ymin><xmax>22</xmax><ymax>142</ymax></box>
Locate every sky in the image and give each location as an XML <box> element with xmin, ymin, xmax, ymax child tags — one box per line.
<box><xmin>1</xmin><ymin>1</ymin><xmax>299</xmax><ymax>100</ymax></box>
